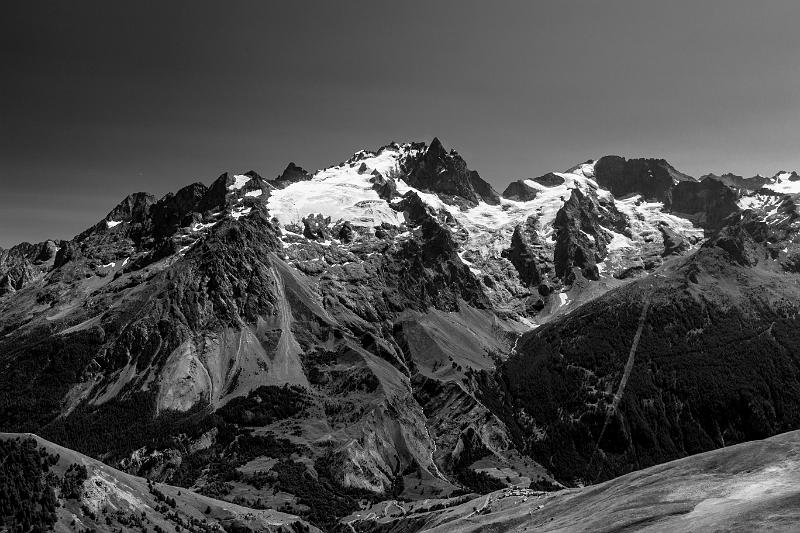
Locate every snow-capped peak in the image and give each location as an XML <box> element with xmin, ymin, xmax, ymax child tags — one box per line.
<box><xmin>763</xmin><ymin>170</ymin><xmax>800</xmax><ymax>195</ymax></box>
<box><xmin>266</xmin><ymin>144</ymin><xmax>704</xmax><ymax>271</ymax></box>
<box><xmin>266</xmin><ymin>143</ymin><xmax>419</xmax><ymax>228</ymax></box>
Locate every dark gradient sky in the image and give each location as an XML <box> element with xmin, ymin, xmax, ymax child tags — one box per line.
<box><xmin>3</xmin><ymin>1</ymin><xmax>800</xmax><ymax>247</ymax></box>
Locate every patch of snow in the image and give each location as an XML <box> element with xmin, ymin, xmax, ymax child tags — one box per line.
<box><xmin>178</xmin><ymin>240</ymin><xmax>198</xmax><ymax>254</ymax></box>
<box><xmin>245</xmin><ymin>189</ymin><xmax>263</xmax><ymax>197</ymax></box>
<box><xmin>572</xmin><ymin>160</ymin><xmax>597</xmax><ymax>178</ymax></box>
<box><xmin>556</xmin><ymin>292</ymin><xmax>570</xmax><ymax>307</ymax></box>
<box><xmin>106</xmin><ymin>220</ymin><xmax>122</xmax><ymax>228</ymax></box>
<box><xmin>191</xmin><ymin>220</ymin><xmax>219</xmax><ymax>232</ymax></box>
<box><xmin>770</xmin><ymin>214</ymin><xmax>792</xmax><ymax>226</ymax></box>
<box><xmin>100</xmin><ymin>261</ymin><xmax>115</xmax><ymax>269</ymax></box>
<box><xmin>457</xmin><ymin>251</ymin><xmax>482</xmax><ymax>275</ymax></box>
<box><xmin>738</xmin><ymin>192</ymin><xmax>796</xmax><ymax>226</ymax></box>
<box><xmin>121</xmin><ymin>257</ymin><xmax>129</xmax><ymax>267</ymax></box>
<box><xmin>738</xmin><ymin>193</ymin><xmax>779</xmax><ymax>212</ymax></box>
<box><xmin>230</xmin><ymin>206</ymin><xmax>252</xmax><ymax>220</ymax></box>
<box><xmin>228</xmin><ymin>174</ymin><xmax>251</xmax><ymax>191</ymax></box>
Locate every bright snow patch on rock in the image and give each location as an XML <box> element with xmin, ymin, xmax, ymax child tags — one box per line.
<box><xmin>572</xmin><ymin>161</ymin><xmax>597</xmax><ymax>178</ymax></box>
<box><xmin>457</xmin><ymin>251</ymin><xmax>482</xmax><ymax>275</ymax></box>
<box><xmin>244</xmin><ymin>189</ymin><xmax>263</xmax><ymax>197</ymax></box>
<box><xmin>556</xmin><ymin>292</ymin><xmax>570</xmax><ymax>307</ymax></box>
<box><xmin>230</xmin><ymin>206</ymin><xmax>252</xmax><ymax>220</ymax></box>
<box><xmin>178</xmin><ymin>240</ymin><xmax>198</xmax><ymax>254</ymax></box>
<box><xmin>191</xmin><ymin>221</ymin><xmax>219</xmax><ymax>232</ymax></box>
<box><xmin>106</xmin><ymin>220</ymin><xmax>122</xmax><ymax>228</ymax></box>
<box><xmin>739</xmin><ymin>193</ymin><xmax>782</xmax><ymax>212</ymax></box>
<box><xmin>228</xmin><ymin>174</ymin><xmax>251</xmax><ymax>191</ymax></box>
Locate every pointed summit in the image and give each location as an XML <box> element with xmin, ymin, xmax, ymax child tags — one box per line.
<box><xmin>197</xmin><ymin>172</ymin><xmax>231</xmax><ymax>212</ymax></box>
<box><xmin>404</xmin><ymin>137</ymin><xmax>500</xmax><ymax>206</ymax></box>
<box><xmin>272</xmin><ymin>162</ymin><xmax>312</xmax><ymax>188</ymax></box>
<box><xmin>103</xmin><ymin>192</ymin><xmax>156</xmax><ymax>227</ymax></box>
<box><xmin>427</xmin><ymin>137</ymin><xmax>447</xmax><ymax>159</ymax></box>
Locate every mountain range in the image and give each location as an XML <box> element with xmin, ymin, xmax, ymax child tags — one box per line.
<box><xmin>2</xmin><ymin>138</ymin><xmax>800</xmax><ymax>532</ymax></box>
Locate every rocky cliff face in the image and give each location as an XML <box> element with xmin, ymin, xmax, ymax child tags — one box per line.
<box><xmin>553</xmin><ymin>188</ymin><xmax>628</xmax><ymax>282</ymax></box>
<box><xmin>2</xmin><ymin>138</ymin><xmax>799</xmax><ymax>531</ymax></box>
<box><xmin>0</xmin><ymin>239</ymin><xmax>63</xmax><ymax>295</ymax></box>
<box><xmin>504</xmin><ymin>217</ymin><xmax>546</xmax><ymax>289</ymax></box>
<box><xmin>402</xmin><ymin>138</ymin><xmax>500</xmax><ymax>206</ymax></box>
<box><xmin>594</xmin><ymin>156</ymin><xmax>686</xmax><ymax>202</ymax></box>
<box><xmin>670</xmin><ymin>178</ymin><xmax>739</xmax><ymax>229</ymax></box>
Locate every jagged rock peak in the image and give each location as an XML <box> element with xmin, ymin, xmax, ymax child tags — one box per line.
<box><xmin>702</xmin><ymin>172</ymin><xmax>768</xmax><ymax>191</ymax></box>
<box><xmin>404</xmin><ymin>137</ymin><xmax>501</xmax><ymax>206</ymax></box>
<box><xmin>427</xmin><ymin>136</ymin><xmax>447</xmax><ymax>158</ymax></box>
<box><xmin>594</xmin><ymin>155</ymin><xmax>694</xmax><ymax>203</ymax></box>
<box><xmin>103</xmin><ymin>191</ymin><xmax>156</xmax><ymax>227</ymax></box>
<box><xmin>195</xmin><ymin>171</ymin><xmax>269</xmax><ymax>214</ymax></box>
<box><xmin>273</xmin><ymin>162</ymin><xmax>311</xmax><ymax>187</ymax></box>
<box><xmin>504</xmin><ymin>217</ymin><xmax>545</xmax><ymax>287</ymax></box>
<box><xmin>149</xmin><ymin>182</ymin><xmax>209</xmax><ymax>239</ymax></box>
<box><xmin>552</xmin><ymin>187</ymin><xmax>624</xmax><ymax>282</ymax></box>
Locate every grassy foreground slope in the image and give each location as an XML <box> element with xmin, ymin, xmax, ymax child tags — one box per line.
<box><xmin>347</xmin><ymin>429</ymin><xmax>800</xmax><ymax>532</ymax></box>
